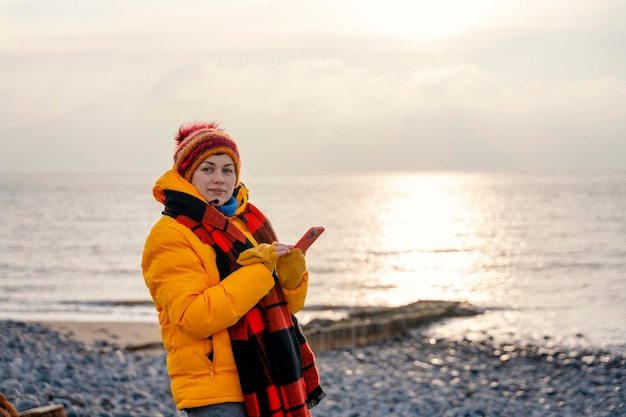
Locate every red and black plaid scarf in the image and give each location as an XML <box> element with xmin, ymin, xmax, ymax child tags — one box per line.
<box><xmin>163</xmin><ymin>189</ymin><xmax>325</xmax><ymax>417</ymax></box>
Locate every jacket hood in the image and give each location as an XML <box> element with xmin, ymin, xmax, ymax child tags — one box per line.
<box><xmin>152</xmin><ymin>169</ymin><xmax>249</xmax><ymax>216</ymax></box>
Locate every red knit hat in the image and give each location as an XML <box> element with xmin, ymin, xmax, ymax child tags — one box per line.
<box><xmin>173</xmin><ymin>122</ymin><xmax>241</xmax><ymax>183</ymax></box>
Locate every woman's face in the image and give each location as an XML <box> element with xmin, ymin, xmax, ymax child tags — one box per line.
<box><xmin>190</xmin><ymin>153</ymin><xmax>237</xmax><ymax>205</ymax></box>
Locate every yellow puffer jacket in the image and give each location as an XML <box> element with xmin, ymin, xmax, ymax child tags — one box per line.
<box><xmin>141</xmin><ymin>170</ymin><xmax>309</xmax><ymax>410</ymax></box>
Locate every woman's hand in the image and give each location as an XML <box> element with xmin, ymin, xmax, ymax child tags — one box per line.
<box><xmin>276</xmin><ymin>247</ymin><xmax>306</xmax><ymax>289</ymax></box>
<box><xmin>237</xmin><ymin>243</ymin><xmax>278</xmax><ymax>271</ymax></box>
<box><xmin>236</xmin><ymin>242</ymin><xmax>293</xmax><ymax>272</ymax></box>
<box><xmin>273</xmin><ymin>243</ymin><xmax>293</xmax><ymax>257</ymax></box>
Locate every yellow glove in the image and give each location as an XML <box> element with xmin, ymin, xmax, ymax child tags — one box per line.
<box><xmin>276</xmin><ymin>248</ymin><xmax>306</xmax><ymax>289</ymax></box>
<box><xmin>237</xmin><ymin>243</ymin><xmax>279</xmax><ymax>272</ymax></box>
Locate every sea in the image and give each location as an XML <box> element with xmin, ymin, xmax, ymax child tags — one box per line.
<box><xmin>1</xmin><ymin>171</ymin><xmax>625</xmax><ymax>354</ymax></box>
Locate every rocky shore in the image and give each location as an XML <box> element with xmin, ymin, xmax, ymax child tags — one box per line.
<box><xmin>1</xmin><ymin>301</ymin><xmax>624</xmax><ymax>416</ymax></box>
<box><xmin>315</xmin><ymin>330</ymin><xmax>624</xmax><ymax>417</ymax></box>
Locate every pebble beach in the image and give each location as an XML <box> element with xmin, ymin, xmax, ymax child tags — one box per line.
<box><xmin>1</xmin><ymin>316</ymin><xmax>624</xmax><ymax>417</ymax></box>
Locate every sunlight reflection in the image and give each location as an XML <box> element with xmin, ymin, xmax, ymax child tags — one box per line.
<box><xmin>255</xmin><ymin>171</ymin><xmax>525</xmax><ymax>312</ymax></box>
<box><xmin>365</xmin><ymin>173</ymin><xmax>484</xmax><ymax>306</ymax></box>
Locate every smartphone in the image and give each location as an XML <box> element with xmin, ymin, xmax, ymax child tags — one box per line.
<box><xmin>294</xmin><ymin>227</ymin><xmax>325</xmax><ymax>253</ymax></box>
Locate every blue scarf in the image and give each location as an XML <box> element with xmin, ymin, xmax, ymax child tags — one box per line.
<box><xmin>215</xmin><ymin>196</ymin><xmax>238</xmax><ymax>217</ymax></box>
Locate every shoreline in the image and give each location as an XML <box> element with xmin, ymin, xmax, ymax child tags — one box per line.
<box><xmin>2</xmin><ymin>310</ymin><xmax>625</xmax><ymax>416</ymax></box>
<box><xmin>30</xmin><ymin>300</ymin><xmax>481</xmax><ymax>353</ymax></box>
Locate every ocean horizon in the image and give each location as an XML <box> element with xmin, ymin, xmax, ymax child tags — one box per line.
<box><xmin>1</xmin><ymin>170</ymin><xmax>625</xmax><ymax>353</ymax></box>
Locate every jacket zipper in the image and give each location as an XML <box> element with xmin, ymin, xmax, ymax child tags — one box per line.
<box><xmin>207</xmin><ymin>338</ymin><xmax>215</xmax><ymax>379</ymax></box>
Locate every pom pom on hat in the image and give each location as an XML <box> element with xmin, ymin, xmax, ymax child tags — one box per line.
<box><xmin>173</xmin><ymin>121</ymin><xmax>241</xmax><ymax>183</ymax></box>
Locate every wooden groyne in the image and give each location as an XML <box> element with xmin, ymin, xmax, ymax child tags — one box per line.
<box><xmin>302</xmin><ymin>300</ymin><xmax>480</xmax><ymax>352</ymax></box>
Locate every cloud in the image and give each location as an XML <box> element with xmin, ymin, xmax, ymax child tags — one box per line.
<box><xmin>0</xmin><ymin>1</ymin><xmax>625</xmax><ymax>174</ymax></box>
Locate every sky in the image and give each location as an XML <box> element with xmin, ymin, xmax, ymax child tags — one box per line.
<box><xmin>1</xmin><ymin>0</ymin><xmax>625</xmax><ymax>176</ymax></box>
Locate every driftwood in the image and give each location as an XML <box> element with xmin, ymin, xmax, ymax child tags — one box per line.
<box><xmin>18</xmin><ymin>405</ymin><xmax>66</xmax><ymax>417</ymax></box>
<box><xmin>1</xmin><ymin>394</ymin><xmax>66</xmax><ymax>417</ymax></box>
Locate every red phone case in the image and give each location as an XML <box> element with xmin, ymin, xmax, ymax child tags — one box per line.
<box><xmin>294</xmin><ymin>227</ymin><xmax>325</xmax><ymax>253</ymax></box>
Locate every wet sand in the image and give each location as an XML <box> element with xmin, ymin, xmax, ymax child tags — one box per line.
<box><xmin>41</xmin><ymin>320</ymin><xmax>163</xmax><ymax>351</ymax></box>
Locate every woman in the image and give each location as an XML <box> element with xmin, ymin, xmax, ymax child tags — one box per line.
<box><xmin>142</xmin><ymin>122</ymin><xmax>325</xmax><ymax>417</ymax></box>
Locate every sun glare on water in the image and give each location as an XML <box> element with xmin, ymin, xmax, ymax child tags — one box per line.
<box><xmin>358</xmin><ymin>173</ymin><xmax>485</xmax><ymax>307</ymax></box>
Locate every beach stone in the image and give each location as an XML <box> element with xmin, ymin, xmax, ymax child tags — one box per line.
<box><xmin>2</xmin><ymin>319</ymin><xmax>625</xmax><ymax>417</ymax></box>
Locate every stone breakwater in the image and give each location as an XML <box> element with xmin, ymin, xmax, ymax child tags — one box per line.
<box><xmin>1</xmin><ymin>314</ymin><xmax>625</xmax><ymax>416</ymax></box>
